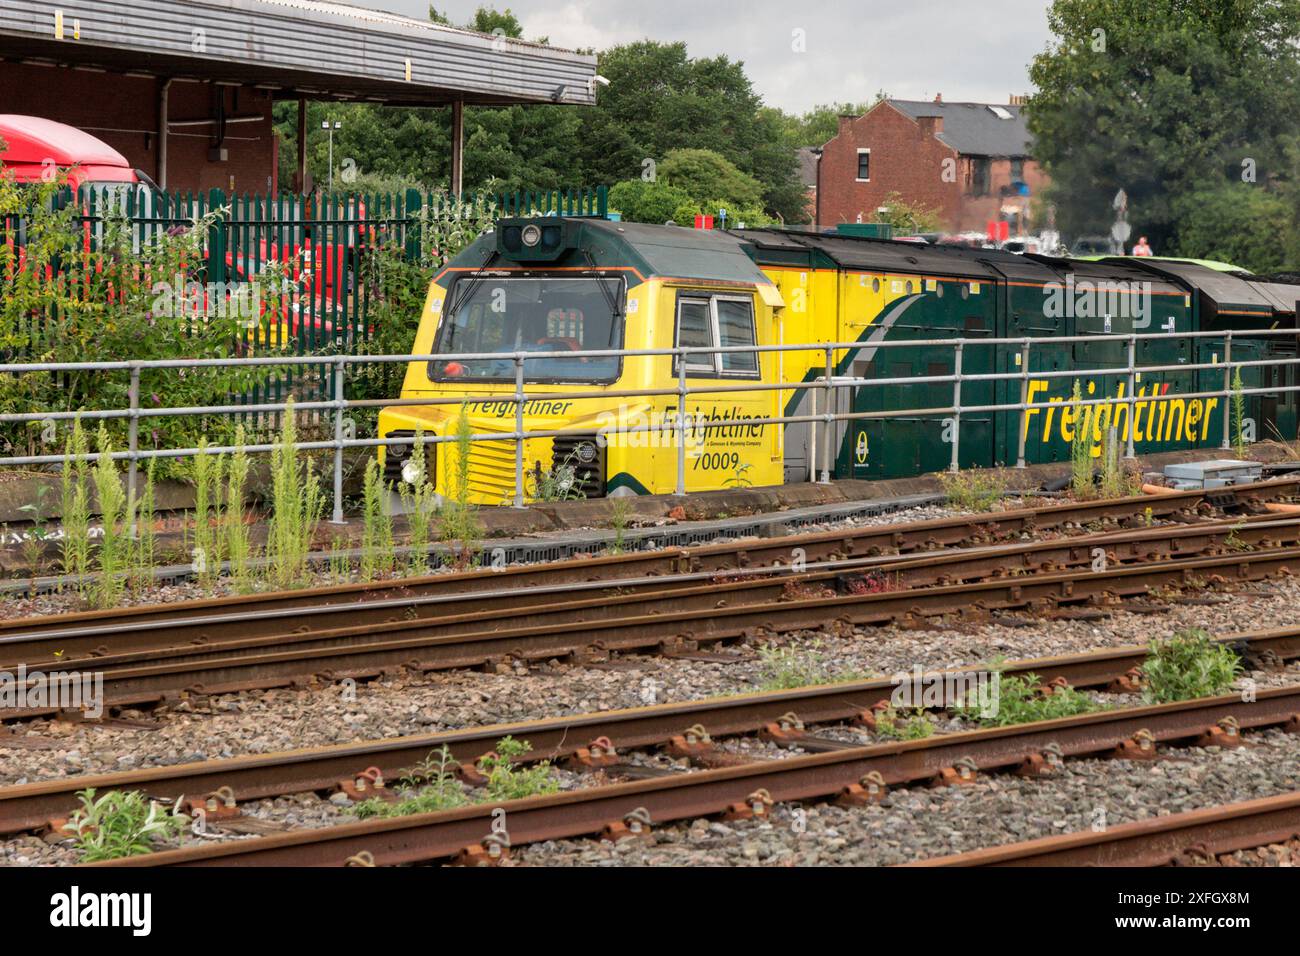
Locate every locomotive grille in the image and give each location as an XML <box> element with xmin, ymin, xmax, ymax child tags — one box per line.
<box><xmin>551</xmin><ymin>435</ymin><xmax>605</xmax><ymax>498</ymax></box>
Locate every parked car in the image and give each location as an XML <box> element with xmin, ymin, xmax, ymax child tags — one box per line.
<box><xmin>1069</xmin><ymin>235</ymin><xmax>1115</xmax><ymax>256</ymax></box>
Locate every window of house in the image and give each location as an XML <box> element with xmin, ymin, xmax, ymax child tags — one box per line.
<box><xmin>674</xmin><ymin>294</ymin><xmax>759</xmax><ymax>377</ymax></box>
<box><xmin>969</xmin><ymin>157</ymin><xmax>991</xmax><ymax>196</ymax></box>
<box><xmin>1010</xmin><ymin>158</ymin><xmax>1024</xmax><ymax>181</ymax></box>
<box><xmin>856</xmin><ymin>149</ymin><xmax>870</xmax><ymax>182</ymax></box>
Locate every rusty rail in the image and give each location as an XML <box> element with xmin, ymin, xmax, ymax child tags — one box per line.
<box><xmin>7</xmin><ymin>626</ymin><xmax>1298</xmax><ymax>839</ymax></box>
<box><xmin>85</xmin><ymin>683</ymin><xmax>1300</xmax><ymax>867</ymax></box>
<box><xmin>4</xmin><ymin>477</ymin><xmax>1294</xmax><ymax>648</ymax></box>
<box><xmin>8</xmin><ymin>513</ymin><xmax>1296</xmax><ymax>670</ymax></box>
<box><xmin>9</xmin><ymin>539</ymin><xmax>1300</xmax><ymax>719</ymax></box>
<box><xmin>910</xmin><ymin>790</ymin><xmax>1300</xmax><ymax>867</ymax></box>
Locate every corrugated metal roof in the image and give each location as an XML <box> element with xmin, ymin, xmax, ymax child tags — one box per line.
<box><xmin>890</xmin><ymin>100</ymin><xmax>1033</xmax><ymax>158</ymax></box>
<box><xmin>0</xmin><ymin>0</ymin><xmax>596</xmax><ymax>106</ymax></box>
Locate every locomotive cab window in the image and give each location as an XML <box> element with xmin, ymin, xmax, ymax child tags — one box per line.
<box><xmin>674</xmin><ymin>293</ymin><xmax>759</xmax><ymax>378</ymax></box>
<box><xmin>429</xmin><ymin>274</ymin><xmax>625</xmax><ymax>384</ymax></box>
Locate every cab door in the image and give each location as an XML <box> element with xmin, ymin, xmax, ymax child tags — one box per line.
<box><xmin>672</xmin><ymin>289</ymin><xmax>772</xmax><ymax>490</ymax></box>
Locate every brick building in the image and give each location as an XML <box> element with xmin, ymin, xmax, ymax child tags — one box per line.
<box><xmin>815</xmin><ymin>97</ymin><xmax>1048</xmax><ymax>235</ymax></box>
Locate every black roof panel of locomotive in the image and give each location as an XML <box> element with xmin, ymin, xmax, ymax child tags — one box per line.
<box><xmin>1022</xmin><ymin>255</ymin><xmax>1187</xmax><ymax>295</ymax></box>
<box><xmin>1241</xmin><ymin>280</ymin><xmax>1299</xmax><ymax>314</ymax></box>
<box><xmin>578</xmin><ymin>219</ymin><xmax>774</xmax><ymax>286</ymax></box>
<box><xmin>736</xmin><ymin>229</ymin><xmax>1017</xmax><ymax>281</ymax></box>
<box><xmin>1104</xmin><ymin>258</ymin><xmax>1276</xmax><ymax>312</ymax></box>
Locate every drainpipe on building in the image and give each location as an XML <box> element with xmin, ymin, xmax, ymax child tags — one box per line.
<box><xmin>157</xmin><ymin>78</ymin><xmax>173</xmax><ymax>190</ymax></box>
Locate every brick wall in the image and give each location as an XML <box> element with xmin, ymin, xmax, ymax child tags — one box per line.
<box><xmin>817</xmin><ymin>101</ymin><xmax>1048</xmax><ymax>234</ymax></box>
<box><xmin>0</xmin><ymin>62</ymin><xmax>276</xmax><ymax>193</ymax></box>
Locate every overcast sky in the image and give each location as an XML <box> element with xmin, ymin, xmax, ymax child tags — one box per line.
<box><xmin>389</xmin><ymin>0</ymin><xmax>1054</xmax><ymax>112</ymax></box>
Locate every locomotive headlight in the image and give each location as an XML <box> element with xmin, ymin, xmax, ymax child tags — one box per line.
<box><xmin>574</xmin><ymin>440</ymin><xmax>598</xmax><ymax>464</ymax></box>
<box><xmin>401</xmin><ymin>459</ymin><xmax>422</xmax><ymax>485</ymax></box>
<box><xmin>521</xmin><ymin>224</ymin><xmax>543</xmax><ymax>247</ymax></box>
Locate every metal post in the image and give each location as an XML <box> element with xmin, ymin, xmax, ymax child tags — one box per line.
<box><xmin>1015</xmin><ymin>339</ymin><xmax>1031</xmax><ymax>468</ymax></box>
<box><xmin>809</xmin><ymin>389</ymin><xmax>818</xmax><ymax>484</ymax></box>
<box><xmin>330</xmin><ymin>358</ymin><xmax>346</xmax><ymax>525</ymax></box>
<box><xmin>949</xmin><ymin>341</ymin><xmax>963</xmax><ymax>473</ymax></box>
<box><xmin>1221</xmin><ymin>333</ymin><xmax>1234</xmax><ymax>451</ymax></box>
<box><xmin>513</xmin><ymin>354</ymin><xmax>525</xmax><ymax>509</ymax></box>
<box><xmin>820</xmin><ymin>346</ymin><xmax>833</xmax><ymax>484</ymax></box>
<box><xmin>676</xmin><ymin>350</ymin><xmax>687</xmax><ymax>496</ymax></box>
<box><xmin>1125</xmin><ymin>335</ymin><xmax>1137</xmax><ymax>460</ymax></box>
<box><xmin>127</xmin><ymin>364</ymin><xmax>140</xmax><ymax>534</ymax></box>
<box><xmin>450</xmin><ymin>100</ymin><xmax>465</xmax><ymax>197</ymax></box>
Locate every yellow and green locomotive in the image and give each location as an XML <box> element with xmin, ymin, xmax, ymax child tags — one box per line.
<box><xmin>376</xmin><ymin>217</ymin><xmax>1299</xmax><ymax>503</ymax></box>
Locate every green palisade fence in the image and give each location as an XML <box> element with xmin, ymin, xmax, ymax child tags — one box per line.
<box><xmin>58</xmin><ymin>184</ymin><xmax>608</xmax><ymax>420</ymax></box>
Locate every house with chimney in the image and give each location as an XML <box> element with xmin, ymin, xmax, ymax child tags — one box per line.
<box><xmin>813</xmin><ymin>95</ymin><xmax>1048</xmax><ymax>235</ymax></box>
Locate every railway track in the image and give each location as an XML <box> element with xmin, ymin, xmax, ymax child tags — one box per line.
<box><xmin>6</xmin><ymin>531</ymin><xmax>1300</xmax><ymax>718</ymax></box>
<box><xmin>4</xmin><ymin>477</ymin><xmax>1293</xmax><ymax>651</ymax></box>
<box><xmin>911</xmin><ymin>791</ymin><xmax>1300</xmax><ymax>867</ymax></box>
<box><xmin>7</xmin><ymin>513</ymin><xmax>1298</xmax><ymax>668</ymax></box>
<box><xmin>79</xmin><ymin>680</ymin><xmax>1300</xmax><ymax>867</ymax></box>
<box><xmin>6</xmin><ymin>626</ymin><xmax>1296</xmax><ymax>843</ymax></box>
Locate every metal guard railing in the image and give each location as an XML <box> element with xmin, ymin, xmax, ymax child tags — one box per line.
<box><xmin>0</xmin><ymin>326</ymin><xmax>1296</xmax><ymax>520</ymax></box>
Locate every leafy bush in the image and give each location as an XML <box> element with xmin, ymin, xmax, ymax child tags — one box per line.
<box><xmin>756</xmin><ymin>641</ymin><xmax>866</xmax><ymax>691</ymax></box>
<box><xmin>68</xmin><ymin>788</ymin><xmax>186</xmax><ymax>861</ymax></box>
<box><xmin>264</xmin><ymin>402</ymin><xmax>325</xmax><ymax>589</ymax></box>
<box><xmin>479</xmin><ymin>736</ymin><xmax>561</xmax><ymax>802</ymax></box>
<box><xmin>1141</xmin><ymin>628</ymin><xmax>1243</xmax><ymax>703</ymax></box>
<box><xmin>660</xmin><ymin>148</ymin><xmax>766</xmax><ymax>211</ymax></box>
<box><xmin>608</xmin><ymin>179</ymin><xmax>695</xmax><ymax>224</ymax></box>
<box><xmin>955</xmin><ymin>673</ymin><xmax>1103</xmax><ymax>727</ymax></box>
<box><xmin>0</xmin><ymin>173</ymin><xmax>265</xmax><ymax>472</ymax></box>
<box><xmin>939</xmin><ymin>469</ymin><xmax>1006</xmax><ymax>511</ymax></box>
<box><xmin>873</xmin><ymin>707</ymin><xmax>935</xmax><ymax>739</ymax></box>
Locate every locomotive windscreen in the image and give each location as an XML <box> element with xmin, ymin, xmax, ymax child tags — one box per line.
<box><xmin>429</xmin><ymin>275</ymin><xmax>626</xmax><ymax>384</ymax></box>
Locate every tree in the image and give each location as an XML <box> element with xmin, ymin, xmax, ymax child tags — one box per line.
<box><xmin>270</xmin><ymin>21</ymin><xmax>809</xmax><ymax>221</ymax></box>
<box><xmin>767</xmin><ymin>99</ymin><xmax>883</xmax><ymax>150</ymax></box>
<box><xmin>608</xmin><ymin>180</ymin><xmax>694</xmax><ymax>224</ymax></box>
<box><xmin>1028</xmin><ymin>0</ymin><xmax>1300</xmax><ymax>250</ymax></box>
<box><xmin>876</xmin><ymin>191</ymin><xmax>943</xmax><ymax>235</ymax></box>
<box><xmin>661</xmin><ymin>149</ymin><xmax>765</xmax><ymax>211</ymax></box>
<box><xmin>1172</xmin><ymin>184</ymin><xmax>1292</xmax><ymax>273</ymax></box>
<box><xmin>591</xmin><ymin>41</ymin><xmax>806</xmax><ymax>222</ymax></box>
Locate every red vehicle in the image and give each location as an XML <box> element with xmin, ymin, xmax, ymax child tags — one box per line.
<box><xmin>1</xmin><ymin>115</ymin><xmax>367</xmax><ymax>348</ymax></box>
<box><xmin>0</xmin><ymin>114</ymin><xmax>154</xmax><ymax>189</ymax></box>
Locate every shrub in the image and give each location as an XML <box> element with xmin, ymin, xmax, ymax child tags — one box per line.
<box><xmin>955</xmin><ymin>673</ymin><xmax>1103</xmax><ymax>727</ymax></box>
<box><xmin>360</xmin><ymin>457</ymin><xmax>395</xmax><ymax>580</ymax></box>
<box><xmin>67</xmin><ymin>788</ymin><xmax>187</xmax><ymax>861</ymax></box>
<box><xmin>90</xmin><ymin>427</ymin><xmax>129</xmax><ymax>609</ymax></box>
<box><xmin>264</xmin><ymin>402</ymin><xmax>325</xmax><ymax>589</ymax></box>
<box><xmin>939</xmin><ymin>469</ymin><xmax>1006</xmax><ymax>512</ymax></box>
<box><xmin>873</xmin><ymin>707</ymin><xmax>935</xmax><ymax>739</ymax></box>
<box><xmin>1141</xmin><ymin>628</ymin><xmax>1243</xmax><ymax>703</ymax></box>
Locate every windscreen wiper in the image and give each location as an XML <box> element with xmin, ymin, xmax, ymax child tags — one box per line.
<box><xmin>446</xmin><ymin>248</ymin><xmax>500</xmax><ymax>319</ymax></box>
<box><xmin>583</xmin><ymin>251</ymin><xmax>624</xmax><ymax>323</ymax></box>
